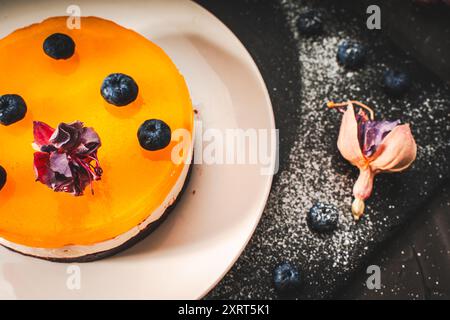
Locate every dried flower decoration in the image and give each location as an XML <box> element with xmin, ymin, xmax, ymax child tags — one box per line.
<box><xmin>327</xmin><ymin>101</ymin><xmax>417</xmax><ymax>220</ymax></box>
<box><xmin>33</xmin><ymin>121</ymin><xmax>103</xmax><ymax>196</ymax></box>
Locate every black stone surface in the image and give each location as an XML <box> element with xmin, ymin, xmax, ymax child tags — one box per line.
<box><xmin>195</xmin><ymin>0</ymin><xmax>450</xmax><ymax>299</ymax></box>
<box><xmin>359</xmin><ymin>0</ymin><xmax>450</xmax><ymax>83</ymax></box>
<box><xmin>337</xmin><ymin>182</ymin><xmax>450</xmax><ymax>300</ymax></box>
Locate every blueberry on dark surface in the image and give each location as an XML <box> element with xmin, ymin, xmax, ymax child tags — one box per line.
<box><xmin>43</xmin><ymin>33</ymin><xmax>75</xmax><ymax>60</ymax></box>
<box><xmin>101</xmin><ymin>73</ymin><xmax>139</xmax><ymax>106</ymax></box>
<box><xmin>273</xmin><ymin>262</ymin><xmax>301</xmax><ymax>295</ymax></box>
<box><xmin>337</xmin><ymin>40</ymin><xmax>366</xmax><ymax>69</ymax></box>
<box><xmin>138</xmin><ymin>119</ymin><xmax>171</xmax><ymax>151</ymax></box>
<box><xmin>297</xmin><ymin>9</ymin><xmax>323</xmax><ymax>35</ymax></box>
<box><xmin>307</xmin><ymin>202</ymin><xmax>339</xmax><ymax>233</ymax></box>
<box><xmin>383</xmin><ymin>69</ymin><xmax>411</xmax><ymax>96</ymax></box>
<box><xmin>0</xmin><ymin>94</ymin><xmax>27</xmax><ymax>126</ymax></box>
<box><xmin>0</xmin><ymin>165</ymin><xmax>6</xmax><ymax>191</ymax></box>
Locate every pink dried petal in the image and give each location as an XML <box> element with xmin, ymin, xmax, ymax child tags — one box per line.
<box><xmin>33</xmin><ymin>121</ymin><xmax>55</xmax><ymax>148</ymax></box>
<box><xmin>369</xmin><ymin>124</ymin><xmax>417</xmax><ymax>172</ymax></box>
<box><xmin>351</xmin><ymin>167</ymin><xmax>375</xmax><ymax>220</ymax></box>
<box><xmin>337</xmin><ymin>103</ymin><xmax>366</xmax><ymax>168</ymax></box>
<box><xmin>353</xmin><ymin>167</ymin><xmax>375</xmax><ymax>201</ymax></box>
<box><xmin>33</xmin><ymin>152</ymin><xmax>54</xmax><ymax>185</ymax></box>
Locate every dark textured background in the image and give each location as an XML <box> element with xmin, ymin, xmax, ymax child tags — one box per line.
<box><xmin>195</xmin><ymin>0</ymin><xmax>450</xmax><ymax>299</ymax></box>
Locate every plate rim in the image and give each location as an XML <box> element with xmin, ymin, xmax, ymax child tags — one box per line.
<box><xmin>0</xmin><ymin>0</ymin><xmax>277</xmax><ymax>300</ymax></box>
<box><xmin>187</xmin><ymin>1</ymin><xmax>276</xmax><ymax>299</ymax></box>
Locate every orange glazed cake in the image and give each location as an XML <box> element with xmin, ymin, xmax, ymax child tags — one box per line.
<box><xmin>0</xmin><ymin>17</ymin><xmax>194</xmax><ymax>262</ymax></box>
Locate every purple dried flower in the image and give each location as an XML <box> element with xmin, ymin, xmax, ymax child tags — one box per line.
<box><xmin>33</xmin><ymin>121</ymin><xmax>102</xmax><ymax>196</ymax></box>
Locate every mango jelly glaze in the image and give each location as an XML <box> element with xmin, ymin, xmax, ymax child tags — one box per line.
<box><xmin>0</xmin><ymin>17</ymin><xmax>193</xmax><ymax>248</ymax></box>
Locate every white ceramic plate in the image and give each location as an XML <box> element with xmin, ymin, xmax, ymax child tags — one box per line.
<box><xmin>0</xmin><ymin>0</ymin><xmax>275</xmax><ymax>299</ymax></box>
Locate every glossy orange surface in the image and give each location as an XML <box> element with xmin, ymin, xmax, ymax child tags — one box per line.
<box><xmin>0</xmin><ymin>17</ymin><xmax>193</xmax><ymax>248</ymax></box>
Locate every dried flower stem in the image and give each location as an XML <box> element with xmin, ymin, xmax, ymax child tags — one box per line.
<box><xmin>327</xmin><ymin>100</ymin><xmax>375</xmax><ymax>121</ymax></box>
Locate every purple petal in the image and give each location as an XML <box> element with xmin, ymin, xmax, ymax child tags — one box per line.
<box><xmin>52</xmin><ymin>176</ymin><xmax>76</xmax><ymax>194</ymax></box>
<box><xmin>70</xmin><ymin>163</ymin><xmax>92</xmax><ymax>196</ymax></box>
<box><xmin>359</xmin><ymin>119</ymin><xmax>400</xmax><ymax>157</ymax></box>
<box><xmin>74</xmin><ymin>127</ymin><xmax>101</xmax><ymax>154</ymax></box>
<box><xmin>50</xmin><ymin>121</ymin><xmax>84</xmax><ymax>150</ymax></box>
<box><xmin>49</xmin><ymin>153</ymin><xmax>72</xmax><ymax>178</ymax></box>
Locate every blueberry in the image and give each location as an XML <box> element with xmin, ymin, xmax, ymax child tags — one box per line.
<box><xmin>0</xmin><ymin>165</ymin><xmax>6</xmax><ymax>191</ymax></box>
<box><xmin>337</xmin><ymin>40</ymin><xmax>366</xmax><ymax>69</ymax></box>
<box><xmin>297</xmin><ymin>10</ymin><xmax>323</xmax><ymax>35</ymax></box>
<box><xmin>43</xmin><ymin>33</ymin><xmax>75</xmax><ymax>60</ymax></box>
<box><xmin>101</xmin><ymin>73</ymin><xmax>139</xmax><ymax>106</ymax></box>
<box><xmin>273</xmin><ymin>262</ymin><xmax>301</xmax><ymax>294</ymax></box>
<box><xmin>383</xmin><ymin>69</ymin><xmax>411</xmax><ymax>96</ymax></box>
<box><xmin>0</xmin><ymin>94</ymin><xmax>27</xmax><ymax>126</ymax></box>
<box><xmin>138</xmin><ymin>119</ymin><xmax>171</xmax><ymax>151</ymax></box>
<box><xmin>307</xmin><ymin>202</ymin><xmax>339</xmax><ymax>233</ymax></box>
